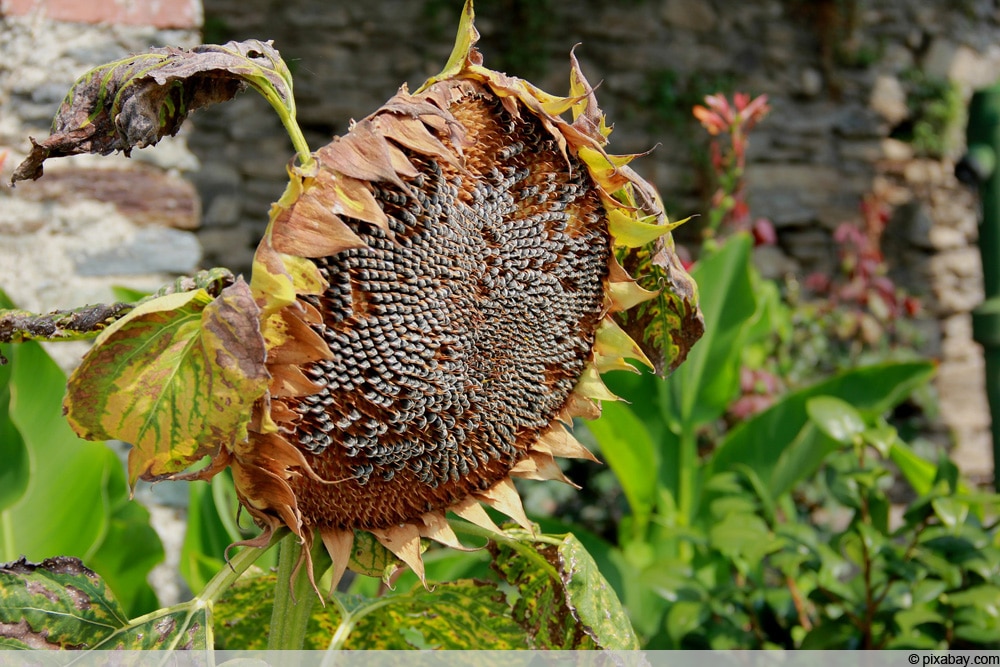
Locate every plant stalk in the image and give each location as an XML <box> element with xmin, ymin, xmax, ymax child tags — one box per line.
<box><xmin>267</xmin><ymin>532</ymin><xmax>328</xmax><ymax>650</ymax></box>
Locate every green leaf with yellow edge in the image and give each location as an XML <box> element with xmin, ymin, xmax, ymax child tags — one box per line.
<box><xmin>64</xmin><ymin>278</ymin><xmax>268</xmax><ymax>485</ymax></box>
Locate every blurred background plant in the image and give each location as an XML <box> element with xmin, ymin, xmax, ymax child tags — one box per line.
<box><xmin>522</xmin><ymin>91</ymin><xmax>999</xmax><ymax>648</ymax></box>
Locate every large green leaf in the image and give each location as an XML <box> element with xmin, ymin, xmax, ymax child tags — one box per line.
<box><xmin>215</xmin><ymin>573</ymin><xmax>525</xmax><ymax>650</ymax></box>
<box><xmin>704</xmin><ymin>361</ymin><xmax>935</xmax><ymax>504</ymax></box>
<box><xmin>212</xmin><ymin>530</ymin><xmax>637</xmax><ymax>650</ymax></box>
<box><xmin>0</xmin><ymin>345</ymin><xmax>28</xmax><ymax>513</ymax></box>
<box><xmin>585</xmin><ymin>401</ymin><xmax>658</xmax><ymax>532</ymax></box>
<box><xmin>1</xmin><ymin>342</ymin><xmax>113</xmax><ymax>562</ymax></box>
<box><xmin>0</xmin><ymin>340</ymin><xmax>162</xmax><ymax>617</ymax></box>
<box><xmin>0</xmin><ymin>556</ymin><xmax>209</xmax><ymax>651</ymax></box>
<box><xmin>65</xmin><ymin>279</ymin><xmax>268</xmax><ymax>485</ymax></box>
<box><xmin>343</xmin><ymin>581</ymin><xmax>523</xmax><ymax>649</ymax></box>
<box><xmin>667</xmin><ymin>233</ymin><xmax>756</xmax><ymax>429</ymax></box>
<box><xmin>556</xmin><ymin>533</ymin><xmax>639</xmax><ymax>649</ymax></box>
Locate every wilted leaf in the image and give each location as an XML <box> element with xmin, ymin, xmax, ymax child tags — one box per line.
<box><xmin>12</xmin><ymin>40</ymin><xmax>293</xmax><ymax>182</ymax></box>
<box><xmin>64</xmin><ymin>279</ymin><xmax>268</xmax><ymax>485</ymax></box>
<box><xmin>490</xmin><ymin>532</ymin><xmax>638</xmax><ymax>649</ymax></box>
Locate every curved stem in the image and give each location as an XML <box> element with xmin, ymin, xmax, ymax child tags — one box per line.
<box><xmin>249</xmin><ymin>82</ymin><xmax>314</xmax><ymax>171</ymax></box>
<box><xmin>197</xmin><ymin>530</ymin><xmax>283</xmax><ymax>605</ymax></box>
<box><xmin>448</xmin><ymin>519</ymin><xmax>562</xmax><ymax>580</ymax></box>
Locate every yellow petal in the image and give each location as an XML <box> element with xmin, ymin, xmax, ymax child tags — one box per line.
<box><xmin>573</xmin><ymin>363</ymin><xmax>619</xmax><ymax>402</ymax></box>
<box><xmin>594</xmin><ymin>316</ymin><xmax>653</xmax><ymax>372</ymax></box>
<box><xmin>608</xmin><ymin>208</ymin><xmax>670</xmax><ymax>248</ymax></box>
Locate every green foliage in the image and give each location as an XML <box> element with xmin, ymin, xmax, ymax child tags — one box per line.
<box><xmin>579</xmin><ymin>230</ymin><xmax>998</xmax><ymax>649</ymax></box>
<box><xmin>0</xmin><ymin>317</ymin><xmax>163</xmax><ymax>618</ymax></box>
<box><xmin>892</xmin><ymin>68</ymin><xmax>964</xmax><ymax>158</ymax></box>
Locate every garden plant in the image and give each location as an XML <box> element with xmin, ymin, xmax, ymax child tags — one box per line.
<box><xmin>2</xmin><ymin>0</ymin><xmax>999</xmax><ymax>654</ymax></box>
<box><xmin>0</xmin><ymin>0</ymin><xmax>699</xmax><ymax>652</ymax></box>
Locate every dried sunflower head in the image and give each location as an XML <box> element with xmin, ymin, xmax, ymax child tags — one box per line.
<box><xmin>188</xmin><ymin>2</ymin><xmax>700</xmax><ymax>588</ymax></box>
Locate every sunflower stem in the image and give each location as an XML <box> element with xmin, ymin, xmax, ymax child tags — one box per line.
<box><xmin>267</xmin><ymin>532</ymin><xmax>328</xmax><ymax>650</ymax></box>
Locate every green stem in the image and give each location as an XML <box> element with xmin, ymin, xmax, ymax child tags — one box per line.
<box><xmin>249</xmin><ymin>82</ymin><xmax>314</xmax><ymax>171</ymax></box>
<box><xmin>449</xmin><ymin>519</ymin><xmax>562</xmax><ymax>580</ymax></box>
<box><xmin>677</xmin><ymin>423</ymin><xmax>696</xmax><ymax>561</ymax></box>
<box><xmin>267</xmin><ymin>532</ymin><xmax>327</xmax><ymax>650</ymax></box>
<box><xmin>199</xmin><ymin>530</ymin><xmax>284</xmax><ymax>605</ymax></box>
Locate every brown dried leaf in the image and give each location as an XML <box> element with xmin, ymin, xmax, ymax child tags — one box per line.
<box><xmin>12</xmin><ymin>40</ymin><xmax>290</xmax><ymax>183</ymax></box>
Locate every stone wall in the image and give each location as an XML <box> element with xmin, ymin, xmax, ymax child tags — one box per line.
<box><xmin>2</xmin><ymin>0</ymin><xmax>999</xmax><ymax>493</ymax></box>
<box><xmin>183</xmin><ymin>0</ymin><xmax>1000</xmax><ymax>482</ymax></box>
<box><xmin>0</xmin><ymin>0</ymin><xmax>204</xmax><ymax>605</ymax></box>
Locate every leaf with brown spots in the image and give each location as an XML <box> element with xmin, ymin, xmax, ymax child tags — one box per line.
<box><xmin>488</xmin><ymin>532</ymin><xmax>639</xmax><ymax>649</ymax></box>
<box><xmin>11</xmin><ymin>40</ymin><xmax>293</xmax><ymax>183</ymax></box>
<box><xmin>0</xmin><ymin>556</ymin><xmax>211</xmax><ymax>650</ymax></box>
<box><xmin>0</xmin><ymin>556</ymin><xmax>125</xmax><ymax>649</ymax></box>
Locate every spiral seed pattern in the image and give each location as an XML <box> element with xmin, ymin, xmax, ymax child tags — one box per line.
<box><xmin>286</xmin><ymin>92</ymin><xmax>610</xmax><ymax>529</ymax></box>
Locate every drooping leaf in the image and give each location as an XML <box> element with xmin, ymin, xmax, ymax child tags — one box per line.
<box><xmin>489</xmin><ymin>533</ymin><xmax>639</xmax><ymax>649</ymax></box>
<box><xmin>64</xmin><ymin>279</ymin><xmax>268</xmax><ymax>485</ymax></box>
<box><xmin>0</xmin><ymin>268</ymin><xmax>236</xmax><ymax>350</ymax></box>
<box><xmin>12</xmin><ymin>40</ymin><xmax>294</xmax><ymax>182</ymax></box>
<box><xmin>0</xmin><ymin>302</ymin><xmax>135</xmax><ymax>346</ymax></box>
